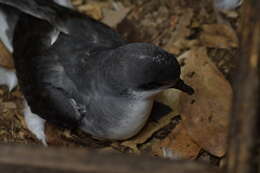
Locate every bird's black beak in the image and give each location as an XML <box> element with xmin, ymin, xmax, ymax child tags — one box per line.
<box><xmin>172</xmin><ymin>79</ymin><xmax>194</xmax><ymax>95</ymax></box>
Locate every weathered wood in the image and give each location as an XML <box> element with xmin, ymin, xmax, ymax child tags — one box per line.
<box><xmin>227</xmin><ymin>0</ymin><xmax>260</xmax><ymax>173</ymax></box>
<box><xmin>0</xmin><ymin>144</ymin><xmax>222</xmax><ymax>173</ymax></box>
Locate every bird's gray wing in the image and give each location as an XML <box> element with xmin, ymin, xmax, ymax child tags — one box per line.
<box><xmin>0</xmin><ymin>0</ymin><xmax>70</xmax><ymax>33</ymax></box>
<box><xmin>11</xmin><ymin>12</ymin><xmax>90</xmax><ymax>128</ymax></box>
<box><xmin>0</xmin><ymin>0</ymin><xmax>126</xmax><ymax>48</ymax></box>
<box><xmin>22</xmin><ymin>53</ymin><xmax>89</xmax><ymax>129</ymax></box>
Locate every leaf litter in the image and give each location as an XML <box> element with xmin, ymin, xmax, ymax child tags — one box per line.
<box><xmin>178</xmin><ymin>47</ymin><xmax>232</xmax><ymax>157</ymax></box>
<box><xmin>0</xmin><ymin>0</ymin><xmax>241</xmax><ymax>166</ymax></box>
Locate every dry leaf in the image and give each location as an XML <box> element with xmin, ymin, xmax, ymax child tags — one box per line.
<box><xmin>3</xmin><ymin>102</ymin><xmax>17</xmax><ymax>109</ymax></box>
<box><xmin>45</xmin><ymin>123</ymin><xmax>65</xmax><ymax>145</ymax></box>
<box><xmin>222</xmin><ymin>11</ymin><xmax>239</xmax><ymax>18</ymax></box>
<box><xmin>0</xmin><ymin>89</ymin><xmax>4</xmax><ymax>96</ymax></box>
<box><xmin>178</xmin><ymin>47</ymin><xmax>232</xmax><ymax>157</ymax></box>
<box><xmin>0</xmin><ymin>41</ymin><xmax>14</xmax><ymax>69</ymax></box>
<box><xmin>165</xmin><ymin>9</ymin><xmax>193</xmax><ymax>53</ymax></box>
<box><xmin>102</xmin><ymin>3</ymin><xmax>131</xmax><ymax>28</ymax></box>
<box><xmin>200</xmin><ymin>24</ymin><xmax>238</xmax><ymax>48</ymax></box>
<box><xmin>121</xmin><ymin>90</ymin><xmax>181</xmax><ymax>152</ymax></box>
<box><xmin>71</xmin><ymin>0</ymin><xmax>83</xmax><ymax>6</ymax></box>
<box><xmin>11</xmin><ymin>90</ymin><xmax>23</xmax><ymax>97</ymax></box>
<box><xmin>152</xmin><ymin>123</ymin><xmax>201</xmax><ymax>160</ymax></box>
<box><xmin>166</xmin><ymin>45</ymin><xmax>181</xmax><ymax>55</ymax></box>
<box><xmin>78</xmin><ymin>3</ymin><xmax>104</xmax><ymax>20</ymax></box>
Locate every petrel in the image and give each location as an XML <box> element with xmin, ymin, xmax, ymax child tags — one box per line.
<box><xmin>0</xmin><ymin>0</ymin><xmax>194</xmax><ymax>145</ymax></box>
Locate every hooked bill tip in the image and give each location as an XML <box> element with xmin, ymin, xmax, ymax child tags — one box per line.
<box><xmin>173</xmin><ymin>79</ymin><xmax>194</xmax><ymax>95</ymax></box>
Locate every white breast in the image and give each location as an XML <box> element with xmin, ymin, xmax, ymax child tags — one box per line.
<box><xmin>108</xmin><ymin>100</ymin><xmax>154</xmax><ymax>140</ymax></box>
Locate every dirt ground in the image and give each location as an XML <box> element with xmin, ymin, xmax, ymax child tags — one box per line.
<box><xmin>0</xmin><ymin>0</ymin><xmax>255</xmax><ymax>167</ymax></box>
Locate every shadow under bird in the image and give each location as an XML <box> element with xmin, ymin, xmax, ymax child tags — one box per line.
<box><xmin>0</xmin><ymin>0</ymin><xmax>194</xmax><ymax>145</ymax></box>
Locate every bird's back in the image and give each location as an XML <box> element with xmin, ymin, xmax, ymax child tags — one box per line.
<box><xmin>1</xmin><ymin>0</ymin><xmax>127</xmax><ymax>95</ymax></box>
<box><xmin>0</xmin><ymin>0</ymin><xmax>127</xmax><ymax>128</ymax></box>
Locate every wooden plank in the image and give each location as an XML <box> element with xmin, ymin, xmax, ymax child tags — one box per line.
<box><xmin>226</xmin><ymin>0</ymin><xmax>260</xmax><ymax>173</ymax></box>
<box><xmin>0</xmin><ymin>144</ymin><xmax>222</xmax><ymax>173</ymax></box>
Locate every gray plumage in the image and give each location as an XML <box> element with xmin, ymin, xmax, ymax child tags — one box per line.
<box><xmin>0</xmin><ymin>0</ymin><xmax>194</xmax><ymax>140</ymax></box>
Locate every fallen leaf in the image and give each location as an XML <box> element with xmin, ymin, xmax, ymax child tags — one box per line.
<box><xmin>45</xmin><ymin>123</ymin><xmax>65</xmax><ymax>145</ymax></box>
<box><xmin>121</xmin><ymin>90</ymin><xmax>181</xmax><ymax>152</ymax></box>
<box><xmin>152</xmin><ymin>123</ymin><xmax>201</xmax><ymax>160</ymax></box>
<box><xmin>11</xmin><ymin>90</ymin><xmax>23</xmax><ymax>98</ymax></box>
<box><xmin>0</xmin><ymin>89</ymin><xmax>4</xmax><ymax>96</ymax></box>
<box><xmin>222</xmin><ymin>11</ymin><xmax>239</xmax><ymax>18</ymax></box>
<box><xmin>102</xmin><ymin>2</ymin><xmax>131</xmax><ymax>28</ymax></box>
<box><xmin>166</xmin><ymin>45</ymin><xmax>181</xmax><ymax>55</ymax></box>
<box><xmin>3</xmin><ymin>102</ymin><xmax>17</xmax><ymax>109</ymax></box>
<box><xmin>0</xmin><ymin>41</ymin><xmax>14</xmax><ymax>69</ymax></box>
<box><xmin>165</xmin><ymin>9</ymin><xmax>194</xmax><ymax>53</ymax></box>
<box><xmin>78</xmin><ymin>3</ymin><xmax>104</xmax><ymax>20</ymax></box>
<box><xmin>178</xmin><ymin>47</ymin><xmax>232</xmax><ymax>157</ymax></box>
<box><xmin>15</xmin><ymin>112</ymin><xmax>27</xmax><ymax>129</ymax></box>
<box><xmin>200</xmin><ymin>24</ymin><xmax>238</xmax><ymax>48</ymax></box>
<box><xmin>71</xmin><ymin>0</ymin><xmax>83</xmax><ymax>6</ymax></box>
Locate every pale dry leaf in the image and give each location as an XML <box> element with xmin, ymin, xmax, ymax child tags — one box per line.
<box><xmin>121</xmin><ymin>90</ymin><xmax>181</xmax><ymax>152</ymax></box>
<box><xmin>102</xmin><ymin>2</ymin><xmax>131</xmax><ymax>28</ymax></box>
<box><xmin>178</xmin><ymin>47</ymin><xmax>232</xmax><ymax>157</ymax></box>
<box><xmin>78</xmin><ymin>3</ymin><xmax>104</xmax><ymax>20</ymax></box>
<box><xmin>166</xmin><ymin>45</ymin><xmax>181</xmax><ymax>55</ymax></box>
<box><xmin>71</xmin><ymin>0</ymin><xmax>83</xmax><ymax>6</ymax></box>
<box><xmin>200</xmin><ymin>24</ymin><xmax>239</xmax><ymax>48</ymax></box>
<box><xmin>152</xmin><ymin>122</ymin><xmax>201</xmax><ymax>160</ymax></box>
<box><xmin>3</xmin><ymin>102</ymin><xmax>17</xmax><ymax>109</ymax></box>
<box><xmin>222</xmin><ymin>11</ymin><xmax>239</xmax><ymax>18</ymax></box>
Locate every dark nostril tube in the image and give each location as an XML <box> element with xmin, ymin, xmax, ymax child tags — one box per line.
<box><xmin>173</xmin><ymin>79</ymin><xmax>194</xmax><ymax>95</ymax></box>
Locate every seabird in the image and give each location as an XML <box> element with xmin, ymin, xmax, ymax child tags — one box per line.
<box><xmin>0</xmin><ymin>0</ymin><xmax>194</xmax><ymax>145</ymax></box>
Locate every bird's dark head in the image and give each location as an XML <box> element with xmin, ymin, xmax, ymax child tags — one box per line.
<box><xmin>105</xmin><ymin>43</ymin><xmax>194</xmax><ymax>98</ymax></box>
